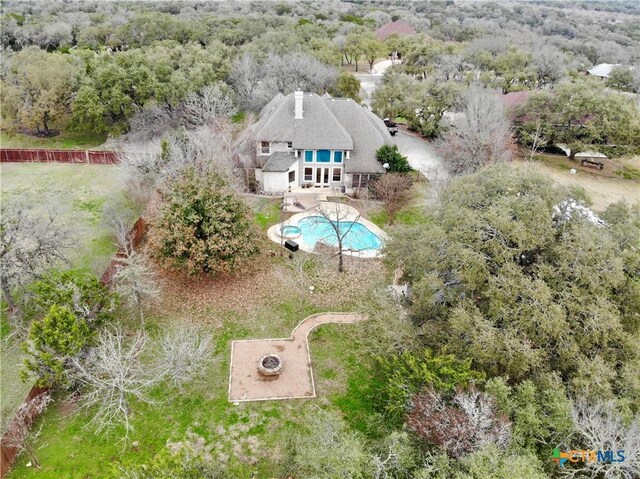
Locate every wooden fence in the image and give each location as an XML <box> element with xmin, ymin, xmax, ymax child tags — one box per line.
<box><xmin>0</xmin><ymin>387</ymin><xmax>49</xmax><ymax>477</ymax></box>
<box><xmin>0</xmin><ymin>149</ymin><xmax>119</xmax><ymax>164</ymax></box>
<box><xmin>100</xmin><ymin>218</ymin><xmax>148</xmax><ymax>286</ymax></box>
<box><xmin>0</xmin><ymin>218</ymin><xmax>148</xmax><ymax>477</ymax></box>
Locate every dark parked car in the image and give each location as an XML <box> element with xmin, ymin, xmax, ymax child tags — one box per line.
<box><xmin>383</xmin><ymin>118</ymin><xmax>398</xmax><ymax>136</ymax></box>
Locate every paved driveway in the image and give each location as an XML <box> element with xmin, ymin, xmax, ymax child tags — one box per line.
<box><xmin>392</xmin><ymin>129</ymin><xmax>449</xmax><ymax>183</ymax></box>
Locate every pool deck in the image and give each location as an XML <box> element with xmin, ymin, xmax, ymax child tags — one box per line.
<box><xmin>266</xmin><ymin>201</ymin><xmax>387</xmax><ymax>258</ymax></box>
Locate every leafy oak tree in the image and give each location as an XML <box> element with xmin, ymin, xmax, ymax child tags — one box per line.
<box><xmin>1</xmin><ymin>46</ymin><xmax>79</xmax><ymax>134</ymax></box>
<box><xmin>328</xmin><ymin>71</ymin><xmax>361</xmax><ymax>101</ymax></box>
<box><xmin>521</xmin><ymin>79</ymin><xmax>640</xmax><ymax>159</ymax></box>
<box><xmin>150</xmin><ymin>169</ymin><xmax>258</xmax><ymax>275</ymax></box>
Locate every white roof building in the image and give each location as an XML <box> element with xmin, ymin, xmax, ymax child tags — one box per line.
<box><xmin>587</xmin><ymin>63</ymin><xmax>621</xmax><ymax>79</ymax></box>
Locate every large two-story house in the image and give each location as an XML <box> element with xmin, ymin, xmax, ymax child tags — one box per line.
<box><xmin>238</xmin><ymin>90</ymin><xmax>391</xmax><ymax>193</ymax></box>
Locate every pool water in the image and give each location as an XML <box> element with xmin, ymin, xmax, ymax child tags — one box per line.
<box><xmin>280</xmin><ymin>225</ymin><xmax>302</xmax><ymax>237</ymax></box>
<box><xmin>297</xmin><ymin>216</ymin><xmax>382</xmax><ymax>251</ymax></box>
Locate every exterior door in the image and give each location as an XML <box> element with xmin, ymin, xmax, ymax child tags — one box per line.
<box><xmin>315</xmin><ymin>167</ymin><xmax>330</xmax><ymax>186</ymax></box>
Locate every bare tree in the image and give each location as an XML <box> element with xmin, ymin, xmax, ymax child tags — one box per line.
<box><xmin>116</xmin><ymin>142</ymin><xmax>162</xmax><ymax>193</ymax></box>
<box><xmin>182</xmin><ymin>84</ymin><xmax>235</xmax><ymax>129</ymax></box>
<box><xmin>262</xmin><ymin>52</ymin><xmax>337</xmax><ymax>96</ymax></box>
<box><xmin>118</xmin><ymin>124</ymin><xmax>242</xmax><ymax>197</ymax></box>
<box><xmin>309</xmin><ymin>202</ymin><xmax>367</xmax><ymax>273</ymax></box>
<box><xmin>437</xmin><ymin>54</ymin><xmax>469</xmax><ymax>82</ymax></box>
<box><xmin>532</xmin><ymin>46</ymin><xmax>567</xmax><ymax>86</ymax></box>
<box><xmin>564</xmin><ymin>401</ymin><xmax>640</xmax><ymax>479</ymax></box>
<box><xmin>0</xmin><ymin>199</ymin><xmax>68</xmax><ymax>319</ymax></box>
<box><xmin>229</xmin><ymin>53</ymin><xmax>262</xmax><ymax>110</ymax></box>
<box><xmin>160</xmin><ymin>125</ymin><xmax>241</xmax><ymax>191</ymax></box>
<box><xmin>526</xmin><ymin>120</ymin><xmax>547</xmax><ymax>161</ymax></box>
<box><xmin>71</xmin><ymin>328</ymin><xmax>160</xmax><ymax>440</ymax></box>
<box><xmin>371</xmin><ymin>431</ymin><xmax>415</xmax><ymax>479</ymax></box>
<box><xmin>369</xmin><ymin>173</ymin><xmax>414</xmax><ymax>224</ymax></box>
<box><xmin>157</xmin><ymin>325</ymin><xmax>211</xmax><ymax>392</ymax></box>
<box><xmin>103</xmin><ymin>202</ymin><xmax>139</xmax><ymax>256</ymax></box>
<box><xmin>128</xmin><ymin>104</ymin><xmax>176</xmax><ymax>142</ymax></box>
<box><xmin>2</xmin><ymin>392</ymin><xmax>52</xmax><ymax>469</ymax></box>
<box><xmin>113</xmin><ymin>252</ymin><xmax>159</xmax><ymax>327</ymax></box>
<box><xmin>435</xmin><ymin>84</ymin><xmax>514</xmax><ymax>175</ymax></box>
<box><xmin>406</xmin><ymin>387</ymin><xmax>511</xmax><ymax>459</ymax></box>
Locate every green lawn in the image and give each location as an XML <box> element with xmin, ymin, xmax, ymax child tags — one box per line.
<box><xmin>252</xmin><ymin>197</ymin><xmax>283</xmax><ymax>230</ymax></box>
<box><xmin>0</xmin><ymin>130</ymin><xmax>108</xmax><ymax>150</ymax></box>
<box><xmin>367</xmin><ymin>176</ymin><xmax>432</xmax><ymax>228</ymax></box>
<box><xmin>6</xmin><ymin>246</ymin><xmax>405</xmax><ymax>477</ymax></box>
<box><xmin>2</xmin><ymin>177</ymin><xmax>408</xmax><ymax>477</ymax></box>
<box><xmin>0</xmin><ymin>314</ymin><xmax>33</xmax><ymax>434</ymax></box>
<box><xmin>1</xmin><ymin>162</ymin><xmax>135</xmax><ymax>273</ymax></box>
<box><xmin>1</xmin><ymin>162</ymin><xmax>137</xmax><ymax>436</ymax></box>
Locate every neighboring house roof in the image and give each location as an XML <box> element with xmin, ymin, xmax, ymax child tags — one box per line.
<box><xmin>250</xmin><ymin>92</ymin><xmax>391</xmax><ymax>174</ymax></box>
<box><xmin>262</xmin><ymin>151</ymin><xmax>297</xmax><ymax>172</ymax></box>
<box><xmin>500</xmin><ymin>90</ymin><xmax>530</xmax><ymax>110</ymax></box>
<box><xmin>587</xmin><ymin>63</ymin><xmax>620</xmax><ymax>78</ymax></box>
<box><xmin>375</xmin><ymin>21</ymin><xmax>416</xmax><ymax>41</ymax></box>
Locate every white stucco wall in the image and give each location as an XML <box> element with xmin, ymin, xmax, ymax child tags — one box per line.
<box><xmin>261</xmin><ymin>160</ymin><xmax>298</xmax><ymax>193</ymax></box>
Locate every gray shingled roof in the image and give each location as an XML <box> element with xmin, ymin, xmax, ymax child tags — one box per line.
<box><xmin>325</xmin><ymin>99</ymin><xmax>389</xmax><ymax>173</ymax></box>
<box><xmin>251</xmin><ymin>92</ymin><xmax>390</xmax><ymax>174</ymax></box>
<box><xmin>292</xmin><ymin>94</ymin><xmax>353</xmax><ymax>150</ymax></box>
<box><xmin>262</xmin><ymin>151</ymin><xmax>297</xmax><ymax>172</ymax></box>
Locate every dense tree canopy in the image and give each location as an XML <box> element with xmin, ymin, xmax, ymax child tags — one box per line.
<box><xmin>519</xmin><ymin>79</ymin><xmax>640</xmax><ymax>159</ymax></box>
<box><xmin>22</xmin><ymin>304</ymin><xmax>92</xmax><ymax>387</ymax></box>
<box><xmin>2</xmin><ymin>46</ymin><xmax>80</xmax><ymax>134</ymax></box>
<box><xmin>385</xmin><ymin>166</ymin><xmax>640</xmax><ymax>406</ymax></box>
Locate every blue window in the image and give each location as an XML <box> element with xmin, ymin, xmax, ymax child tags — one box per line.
<box><xmin>317</xmin><ymin>150</ymin><xmax>331</xmax><ymax>163</ymax></box>
<box><xmin>334</xmin><ymin>151</ymin><xmax>343</xmax><ymax>163</ymax></box>
<box><xmin>304</xmin><ymin>150</ymin><xmax>313</xmax><ymax>162</ymax></box>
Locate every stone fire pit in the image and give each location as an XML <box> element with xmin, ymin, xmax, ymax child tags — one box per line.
<box><xmin>258</xmin><ymin>354</ymin><xmax>283</xmax><ymax>376</ymax></box>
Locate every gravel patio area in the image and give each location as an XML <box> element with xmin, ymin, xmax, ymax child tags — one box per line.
<box><xmin>228</xmin><ymin>312</ymin><xmax>368</xmax><ymax>402</ymax></box>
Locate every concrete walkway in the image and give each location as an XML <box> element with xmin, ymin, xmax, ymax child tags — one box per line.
<box><xmin>228</xmin><ymin>313</ymin><xmax>368</xmax><ymax>402</ymax></box>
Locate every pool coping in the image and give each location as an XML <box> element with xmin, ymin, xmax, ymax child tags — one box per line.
<box><xmin>266</xmin><ymin>202</ymin><xmax>387</xmax><ymax>258</ymax></box>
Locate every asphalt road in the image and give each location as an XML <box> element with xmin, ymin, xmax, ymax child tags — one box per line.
<box><xmin>356</xmin><ymin>60</ymin><xmax>449</xmax><ymax>183</ymax></box>
<box><xmin>391</xmin><ymin>129</ymin><xmax>449</xmax><ymax>184</ymax></box>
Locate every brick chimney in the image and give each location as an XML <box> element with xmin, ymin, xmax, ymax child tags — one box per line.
<box><xmin>294</xmin><ymin>90</ymin><xmax>303</xmax><ymax>119</ymax></box>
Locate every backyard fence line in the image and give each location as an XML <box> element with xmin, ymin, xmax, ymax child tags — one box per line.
<box><xmin>0</xmin><ymin>217</ymin><xmax>148</xmax><ymax>478</ymax></box>
<box><xmin>99</xmin><ymin>217</ymin><xmax>148</xmax><ymax>286</ymax></box>
<box><xmin>0</xmin><ymin>386</ymin><xmax>49</xmax><ymax>477</ymax></box>
<box><xmin>0</xmin><ymin>148</ymin><xmax>119</xmax><ymax>164</ymax></box>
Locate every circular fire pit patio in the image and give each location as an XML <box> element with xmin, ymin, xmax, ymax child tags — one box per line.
<box><xmin>258</xmin><ymin>354</ymin><xmax>283</xmax><ymax>376</ymax></box>
<box><xmin>228</xmin><ymin>313</ymin><xmax>369</xmax><ymax>402</ymax></box>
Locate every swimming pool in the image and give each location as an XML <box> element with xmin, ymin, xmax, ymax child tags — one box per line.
<box><xmin>297</xmin><ymin>216</ymin><xmax>383</xmax><ymax>252</ymax></box>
